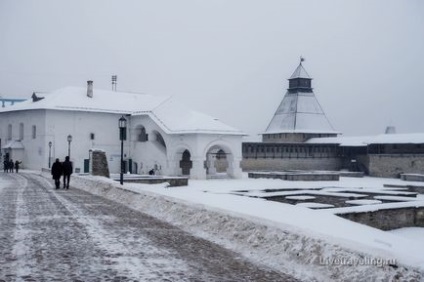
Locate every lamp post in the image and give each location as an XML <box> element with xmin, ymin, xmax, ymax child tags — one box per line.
<box><xmin>48</xmin><ymin>141</ymin><xmax>52</xmax><ymax>168</ymax></box>
<box><xmin>119</xmin><ymin>115</ymin><xmax>127</xmax><ymax>185</ymax></box>
<box><xmin>67</xmin><ymin>134</ymin><xmax>72</xmax><ymax>158</ymax></box>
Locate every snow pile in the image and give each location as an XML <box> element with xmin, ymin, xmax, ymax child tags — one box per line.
<box><xmin>36</xmin><ymin>171</ymin><xmax>424</xmax><ymax>281</ymax></box>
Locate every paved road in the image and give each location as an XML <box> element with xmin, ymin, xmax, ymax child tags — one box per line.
<box><xmin>0</xmin><ymin>172</ymin><xmax>300</xmax><ymax>282</ymax></box>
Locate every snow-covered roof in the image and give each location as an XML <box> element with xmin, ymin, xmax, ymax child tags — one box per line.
<box><xmin>0</xmin><ymin>87</ymin><xmax>244</xmax><ymax>135</ymax></box>
<box><xmin>264</xmin><ymin>92</ymin><xmax>338</xmax><ymax>134</ymax></box>
<box><xmin>307</xmin><ymin>133</ymin><xmax>424</xmax><ymax>146</ymax></box>
<box><xmin>289</xmin><ymin>63</ymin><xmax>311</xmax><ymax>79</ymax></box>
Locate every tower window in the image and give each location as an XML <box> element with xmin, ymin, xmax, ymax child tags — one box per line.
<box><xmin>32</xmin><ymin>125</ymin><xmax>37</xmax><ymax>139</ymax></box>
<box><xmin>19</xmin><ymin>123</ymin><xmax>24</xmax><ymax>140</ymax></box>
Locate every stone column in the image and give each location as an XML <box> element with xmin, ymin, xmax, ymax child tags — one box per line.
<box><xmin>207</xmin><ymin>155</ymin><xmax>217</xmax><ymax>175</ymax></box>
<box><xmin>190</xmin><ymin>157</ymin><xmax>206</xmax><ymax>179</ymax></box>
<box><xmin>227</xmin><ymin>157</ymin><xmax>243</xmax><ymax>179</ymax></box>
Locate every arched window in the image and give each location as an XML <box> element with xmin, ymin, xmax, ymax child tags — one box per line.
<box><xmin>155</xmin><ymin>132</ymin><xmax>166</xmax><ymax>149</ymax></box>
<box><xmin>19</xmin><ymin>123</ymin><xmax>24</xmax><ymax>140</ymax></box>
<box><xmin>7</xmin><ymin>124</ymin><xmax>12</xmax><ymax>140</ymax></box>
<box><xmin>137</xmin><ymin>126</ymin><xmax>148</xmax><ymax>142</ymax></box>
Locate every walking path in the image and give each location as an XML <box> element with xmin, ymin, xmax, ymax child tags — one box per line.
<box><xmin>0</xmin><ymin>172</ymin><xmax>299</xmax><ymax>281</ymax></box>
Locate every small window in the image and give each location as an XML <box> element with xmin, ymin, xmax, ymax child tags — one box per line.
<box><xmin>7</xmin><ymin>124</ymin><xmax>12</xmax><ymax>140</ymax></box>
<box><xmin>137</xmin><ymin>126</ymin><xmax>148</xmax><ymax>142</ymax></box>
<box><xmin>19</xmin><ymin>123</ymin><xmax>24</xmax><ymax>140</ymax></box>
<box><xmin>90</xmin><ymin>133</ymin><xmax>95</xmax><ymax>140</ymax></box>
<box><xmin>32</xmin><ymin>125</ymin><xmax>36</xmax><ymax>139</ymax></box>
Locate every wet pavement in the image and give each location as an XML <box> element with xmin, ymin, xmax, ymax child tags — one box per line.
<box><xmin>0</xmin><ymin>172</ymin><xmax>300</xmax><ymax>281</ymax></box>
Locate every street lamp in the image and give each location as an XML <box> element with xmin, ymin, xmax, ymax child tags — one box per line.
<box><xmin>67</xmin><ymin>134</ymin><xmax>72</xmax><ymax>158</ymax></box>
<box><xmin>119</xmin><ymin>115</ymin><xmax>127</xmax><ymax>185</ymax></box>
<box><xmin>48</xmin><ymin>141</ymin><xmax>52</xmax><ymax>168</ymax></box>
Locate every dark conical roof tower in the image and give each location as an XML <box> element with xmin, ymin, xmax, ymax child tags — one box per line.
<box><xmin>263</xmin><ymin>58</ymin><xmax>338</xmax><ymax>142</ymax></box>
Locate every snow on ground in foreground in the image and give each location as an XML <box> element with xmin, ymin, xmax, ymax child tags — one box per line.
<box><xmin>26</xmin><ymin>171</ymin><xmax>424</xmax><ymax>280</ymax></box>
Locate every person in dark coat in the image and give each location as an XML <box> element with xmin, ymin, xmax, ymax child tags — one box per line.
<box><xmin>14</xmin><ymin>160</ymin><xmax>21</xmax><ymax>173</ymax></box>
<box><xmin>51</xmin><ymin>158</ymin><xmax>63</xmax><ymax>189</ymax></box>
<box><xmin>62</xmin><ymin>156</ymin><xmax>73</xmax><ymax>189</ymax></box>
<box><xmin>3</xmin><ymin>160</ymin><xmax>8</xmax><ymax>173</ymax></box>
<box><xmin>9</xmin><ymin>159</ymin><xmax>14</xmax><ymax>173</ymax></box>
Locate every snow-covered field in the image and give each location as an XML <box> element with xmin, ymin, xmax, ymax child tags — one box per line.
<box><xmin>34</xmin><ymin>171</ymin><xmax>424</xmax><ymax>281</ymax></box>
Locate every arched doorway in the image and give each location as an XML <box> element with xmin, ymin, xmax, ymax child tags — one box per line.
<box><xmin>215</xmin><ymin>149</ymin><xmax>228</xmax><ymax>173</ymax></box>
<box><xmin>180</xmin><ymin>150</ymin><xmax>192</xmax><ymax>176</ymax></box>
<box><xmin>206</xmin><ymin>145</ymin><xmax>231</xmax><ymax>179</ymax></box>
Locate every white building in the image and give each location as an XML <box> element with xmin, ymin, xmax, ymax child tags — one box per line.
<box><xmin>0</xmin><ymin>82</ymin><xmax>244</xmax><ymax>179</ymax></box>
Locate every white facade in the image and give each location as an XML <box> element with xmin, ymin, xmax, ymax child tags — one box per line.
<box><xmin>0</xmin><ymin>85</ymin><xmax>244</xmax><ymax>179</ymax></box>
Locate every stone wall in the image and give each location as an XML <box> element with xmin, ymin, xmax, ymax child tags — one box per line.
<box><xmin>262</xmin><ymin>133</ymin><xmax>336</xmax><ymax>143</ymax></box>
<box><xmin>91</xmin><ymin>150</ymin><xmax>110</xmax><ymax>178</ymax></box>
<box><xmin>240</xmin><ymin>157</ymin><xmax>342</xmax><ymax>172</ymax></box>
<box><xmin>338</xmin><ymin>207</ymin><xmax>424</xmax><ymax>230</ymax></box>
<box><xmin>367</xmin><ymin>154</ymin><xmax>424</xmax><ymax>178</ymax></box>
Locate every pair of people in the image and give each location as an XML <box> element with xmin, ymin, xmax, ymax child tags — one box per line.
<box><xmin>51</xmin><ymin>156</ymin><xmax>73</xmax><ymax>189</ymax></box>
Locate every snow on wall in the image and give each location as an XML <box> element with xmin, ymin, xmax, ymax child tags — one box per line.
<box><xmin>38</xmin><ymin>171</ymin><xmax>423</xmax><ymax>281</ymax></box>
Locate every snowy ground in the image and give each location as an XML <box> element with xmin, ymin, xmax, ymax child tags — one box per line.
<box><xmin>27</xmin><ymin>170</ymin><xmax>422</xmax><ymax>281</ymax></box>
<box><xmin>0</xmin><ymin>172</ymin><xmax>298</xmax><ymax>281</ymax></box>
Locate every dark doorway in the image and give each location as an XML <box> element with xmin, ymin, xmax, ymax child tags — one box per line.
<box><xmin>180</xmin><ymin>150</ymin><xmax>192</xmax><ymax>176</ymax></box>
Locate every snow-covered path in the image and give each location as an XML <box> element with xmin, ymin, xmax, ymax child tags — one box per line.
<box><xmin>0</xmin><ymin>172</ymin><xmax>299</xmax><ymax>281</ymax></box>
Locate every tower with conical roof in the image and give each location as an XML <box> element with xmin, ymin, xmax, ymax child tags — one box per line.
<box><xmin>263</xmin><ymin>59</ymin><xmax>338</xmax><ymax>143</ymax></box>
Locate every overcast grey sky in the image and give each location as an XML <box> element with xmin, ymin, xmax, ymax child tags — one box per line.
<box><xmin>1</xmin><ymin>0</ymin><xmax>423</xmax><ymax>137</ymax></box>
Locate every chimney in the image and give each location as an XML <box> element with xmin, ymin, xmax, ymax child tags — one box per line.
<box><xmin>87</xmin><ymin>80</ymin><xmax>93</xmax><ymax>98</ymax></box>
<box><xmin>385</xmin><ymin>126</ymin><xmax>396</xmax><ymax>134</ymax></box>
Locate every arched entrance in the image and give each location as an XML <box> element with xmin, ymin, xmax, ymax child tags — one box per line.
<box><xmin>180</xmin><ymin>150</ymin><xmax>192</xmax><ymax>176</ymax></box>
<box><xmin>205</xmin><ymin>145</ymin><xmax>231</xmax><ymax>179</ymax></box>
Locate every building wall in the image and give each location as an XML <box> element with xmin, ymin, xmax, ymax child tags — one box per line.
<box><xmin>241</xmin><ymin>157</ymin><xmax>342</xmax><ymax>171</ymax></box>
<box><xmin>338</xmin><ymin>207</ymin><xmax>424</xmax><ymax>230</ymax></box>
<box><xmin>0</xmin><ymin>109</ymin><xmax>47</xmax><ymax>169</ymax></box>
<box><xmin>45</xmin><ymin>110</ymin><xmax>125</xmax><ymax>173</ymax></box>
<box><xmin>367</xmin><ymin>154</ymin><xmax>424</xmax><ymax>178</ymax></box>
<box><xmin>241</xmin><ymin>142</ymin><xmax>341</xmax><ymax>171</ymax></box>
<box><xmin>262</xmin><ymin>133</ymin><xmax>337</xmax><ymax>143</ymax></box>
<box><xmin>243</xmin><ymin>142</ymin><xmax>339</xmax><ymax>159</ymax></box>
<box><xmin>1</xmin><ymin>109</ymin><xmax>243</xmax><ymax>179</ymax></box>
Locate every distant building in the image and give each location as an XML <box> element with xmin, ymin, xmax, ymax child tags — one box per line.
<box><xmin>0</xmin><ymin>82</ymin><xmax>244</xmax><ymax>179</ymax></box>
<box><xmin>242</xmin><ymin>60</ymin><xmax>424</xmax><ymax>178</ymax></box>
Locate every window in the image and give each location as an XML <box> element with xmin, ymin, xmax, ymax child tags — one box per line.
<box><xmin>137</xmin><ymin>126</ymin><xmax>148</xmax><ymax>142</ymax></box>
<box><xmin>7</xmin><ymin>124</ymin><xmax>12</xmax><ymax>140</ymax></box>
<box><xmin>90</xmin><ymin>133</ymin><xmax>95</xmax><ymax>140</ymax></box>
<box><xmin>19</xmin><ymin>123</ymin><xmax>24</xmax><ymax>140</ymax></box>
<box><xmin>155</xmin><ymin>132</ymin><xmax>166</xmax><ymax>148</ymax></box>
<box><xmin>32</xmin><ymin>125</ymin><xmax>36</xmax><ymax>139</ymax></box>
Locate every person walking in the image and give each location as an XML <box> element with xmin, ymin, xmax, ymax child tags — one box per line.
<box><xmin>9</xmin><ymin>159</ymin><xmax>14</xmax><ymax>173</ymax></box>
<box><xmin>62</xmin><ymin>156</ymin><xmax>73</xmax><ymax>189</ymax></box>
<box><xmin>14</xmin><ymin>160</ymin><xmax>21</xmax><ymax>173</ymax></box>
<box><xmin>51</xmin><ymin>158</ymin><xmax>63</xmax><ymax>189</ymax></box>
<box><xmin>3</xmin><ymin>160</ymin><xmax>8</xmax><ymax>173</ymax></box>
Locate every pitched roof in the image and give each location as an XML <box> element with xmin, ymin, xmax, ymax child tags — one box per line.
<box><xmin>0</xmin><ymin>87</ymin><xmax>244</xmax><ymax>135</ymax></box>
<box><xmin>289</xmin><ymin>63</ymin><xmax>311</xmax><ymax>79</ymax></box>
<box><xmin>264</xmin><ymin>62</ymin><xmax>337</xmax><ymax>134</ymax></box>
